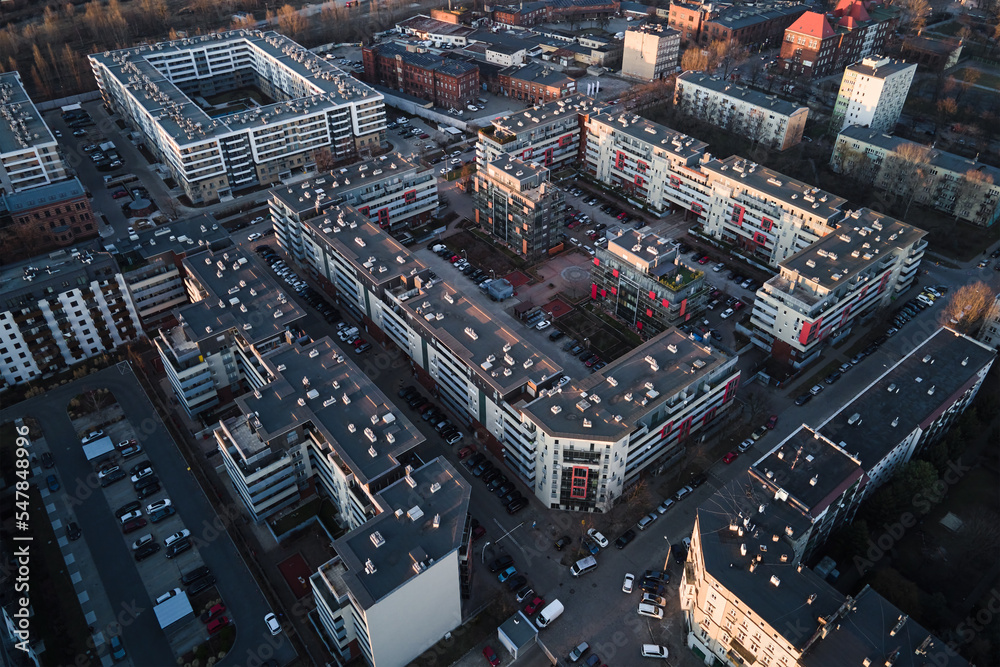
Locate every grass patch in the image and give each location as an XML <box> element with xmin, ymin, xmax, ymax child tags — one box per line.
<box><xmin>924</xmin><ymin>20</ymin><xmax>965</xmax><ymax>36</ymax></box>
<box><xmin>951</xmin><ymin>67</ymin><xmax>1000</xmax><ymax>91</ymax></box>
<box><xmin>409</xmin><ymin>601</ymin><xmax>510</xmax><ymax>667</ymax></box>
<box><xmin>270</xmin><ymin>497</ymin><xmax>322</xmax><ymax>535</ymax></box>
<box><xmin>907</xmin><ymin>207</ymin><xmax>1000</xmax><ymax>263</ymax></box>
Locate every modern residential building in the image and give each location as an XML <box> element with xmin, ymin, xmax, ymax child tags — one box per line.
<box><xmin>0</xmin><ymin>178</ymin><xmax>97</xmax><ymax>263</ymax></box>
<box><xmin>590</xmin><ymin>227</ymin><xmax>708</xmax><ymax>335</ymax></box>
<box><xmin>476</xmin><ymin>94</ymin><xmax>607</xmax><ymax>172</ymax></box>
<box><xmin>979</xmin><ymin>294</ymin><xmax>1000</xmax><ymax>350</ymax></box>
<box><xmin>270</xmin><ymin>154</ymin><xmax>439</xmax><ymax>248</ymax></box>
<box><xmin>621</xmin><ymin>25</ymin><xmax>681</xmax><ymax>81</ymax></box>
<box><xmin>520</xmin><ymin>328</ymin><xmax>740</xmax><ymax>512</ymax></box>
<box><xmin>779</xmin><ymin>0</ymin><xmax>899</xmax><ymax>78</ymax></box>
<box><xmin>498</xmin><ymin>63</ymin><xmax>576</xmax><ymax>105</ymax></box>
<box><xmin>831</xmin><ymin>126</ymin><xmax>1000</xmax><ymax>227</ymax></box>
<box><xmin>395</xmin><ymin>14</ymin><xmax>477</xmax><ymax>46</ymax></box>
<box><xmin>111</xmin><ymin>215</ymin><xmax>230</xmax><ymax>329</ymax></box>
<box><xmin>0</xmin><ymin>72</ymin><xmax>68</xmax><ymax>195</ymax></box>
<box><xmin>668</xmin><ymin>1</ymin><xmax>809</xmax><ymax>48</ymax></box>
<box><xmin>214</xmin><ymin>336</ymin><xmax>424</xmax><ymax>523</ymax></box>
<box><xmin>361</xmin><ymin>43</ymin><xmax>480</xmax><ymax>110</ymax></box>
<box><xmin>674</xmin><ymin>72</ymin><xmax>809</xmax><ymax>150</ymax></box>
<box><xmin>311</xmin><ymin>457</ymin><xmax>471</xmax><ymax>667</ymax></box>
<box><xmin>154</xmin><ymin>246</ymin><xmax>306</xmax><ymax>418</ymax></box>
<box><xmin>90</xmin><ymin>30</ymin><xmax>386</xmax><ymax>204</ymax></box>
<box><xmin>749</xmin><ymin>210</ymin><xmax>926</xmax><ymax>367</ymax></box>
<box><xmin>830</xmin><ymin>56</ymin><xmax>916</xmax><ymax>133</ymax></box>
<box><xmin>0</xmin><ymin>244</ymin><xmax>142</xmax><ymax>388</ymax></box>
<box><xmin>698</xmin><ymin>155</ymin><xmax>847</xmax><ymax>266</ymax></box>
<box><xmin>473</xmin><ymin>156</ymin><xmax>564</xmax><ymax>260</ymax></box>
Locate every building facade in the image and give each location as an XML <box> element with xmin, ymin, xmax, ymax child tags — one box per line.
<box><xmin>749</xmin><ymin>210</ymin><xmax>926</xmax><ymax>367</ymax></box>
<box><xmin>0</xmin><ymin>245</ymin><xmax>142</xmax><ymax>388</ymax></box>
<box><xmin>674</xmin><ymin>72</ymin><xmax>809</xmax><ymax>150</ymax></box>
<box><xmin>90</xmin><ymin>30</ymin><xmax>386</xmax><ymax>204</ymax></box>
<box><xmin>831</xmin><ymin>126</ymin><xmax>1000</xmax><ymax>227</ymax></box>
<box><xmin>0</xmin><ymin>72</ymin><xmax>68</xmax><ymax>195</ymax></box>
<box><xmin>668</xmin><ymin>1</ymin><xmax>809</xmax><ymax>47</ymax></box>
<box><xmin>621</xmin><ymin>25</ymin><xmax>681</xmax><ymax>81</ymax></box>
<box><xmin>979</xmin><ymin>294</ymin><xmax>1000</xmax><ymax>350</ymax></box>
<box><xmin>591</xmin><ymin>228</ymin><xmax>709</xmax><ymax>335</ymax></box>
<box><xmin>474</xmin><ymin>156</ymin><xmax>564</xmax><ymax>260</ymax></box>
<box><xmin>498</xmin><ymin>63</ymin><xmax>576</xmax><ymax>105</ymax></box>
<box><xmin>830</xmin><ymin>56</ymin><xmax>916</xmax><ymax>133</ymax></box>
<box><xmin>361</xmin><ymin>43</ymin><xmax>480</xmax><ymax>110</ymax></box>
<box><xmin>0</xmin><ymin>178</ymin><xmax>97</xmax><ymax>263</ymax></box>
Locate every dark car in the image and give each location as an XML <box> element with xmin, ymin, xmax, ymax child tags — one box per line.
<box><xmin>41</xmin><ymin>452</ymin><xmax>55</xmax><ymax>468</ymax></box>
<box><xmin>134</xmin><ymin>542</ymin><xmax>161</xmax><ymax>561</ymax></box>
<box><xmin>501</xmin><ymin>490</ymin><xmax>522</xmax><ymax>505</ymax></box>
<box><xmin>138</xmin><ymin>482</ymin><xmax>161</xmax><ymax>499</ymax></box>
<box><xmin>181</xmin><ymin>566</ymin><xmax>212</xmax><ymax>585</ymax></box>
<box><xmin>166</xmin><ymin>538</ymin><xmax>192</xmax><ymax>559</ymax></box>
<box><xmin>495</xmin><ymin>481</ymin><xmax>514</xmax><ymax>497</ymax></box>
<box><xmin>506</xmin><ymin>574</ymin><xmax>527</xmax><ymax>591</ymax></box>
<box><xmin>100</xmin><ymin>469</ymin><xmax>126</xmax><ymax>487</ymax></box>
<box><xmin>549</xmin><ymin>330</ymin><xmax>565</xmax><ymax>341</ymax></box>
<box><xmin>115</xmin><ymin>500</ymin><xmax>141</xmax><ymax>519</ymax></box>
<box><xmin>46</xmin><ymin>474</ymin><xmax>60</xmax><ymax>491</ymax></box>
<box><xmin>766</xmin><ymin>414</ymin><xmax>779</xmax><ymax>429</ymax></box>
<box><xmin>472</xmin><ymin>524</ymin><xmax>486</xmax><ymax>541</ymax></box>
<box><xmin>794</xmin><ymin>393</ymin><xmax>813</xmax><ymax>406</ymax></box>
<box><xmin>67</xmin><ymin>522</ymin><xmax>82</xmax><ymax>540</ymax></box>
<box><xmin>615</xmin><ymin>529</ymin><xmax>637</xmax><ymax>549</ymax></box>
<box><xmin>487</xmin><ymin>474</ymin><xmax>507</xmax><ymax>491</ymax></box>
<box><xmin>465</xmin><ymin>452</ymin><xmax>486</xmax><ymax>469</ymax></box>
<box><xmin>825</xmin><ymin>371</ymin><xmax>842</xmax><ymax>385</ymax></box>
<box><xmin>134</xmin><ymin>475</ymin><xmax>159</xmax><ymax>491</ymax></box>
<box><xmin>473</xmin><ymin>461</ymin><xmax>493</xmax><ymax>478</ymax></box>
<box><xmin>555</xmin><ymin>536</ymin><xmax>572</xmax><ymax>551</ymax></box>
<box><xmin>642</xmin><ymin>569</ymin><xmax>669</xmax><ymax>585</ymax></box>
<box><xmin>506</xmin><ymin>497</ymin><xmax>528</xmax><ymax>514</ymax></box>
<box><xmin>641</xmin><ymin>582</ymin><xmax>666</xmax><ymax>596</ymax></box>
<box><xmin>187</xmin><ymin>575</ymin><xmax>217</xmax><ymax>595</ymax></box>
<box><xmin>482</xmin><ymin>469</ymin><xmax>501</xmax><ymax>485</ymax></box>
<box><xmin>489</xmin><ymin>555</ymin><xmax>514</xmax><ymax>573</ymax></box>
<box><xmin>673</xmin><ymin>544</ymin><xmax>689</xmax><ymax>564</ymax></box>
<box><xmin>690</xmin><ymin>474</ymin><xmax>708</xmax><ymax>488</ymax></box>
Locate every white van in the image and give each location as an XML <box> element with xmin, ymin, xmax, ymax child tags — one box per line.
<box><xmin>536</xmin><ymin>599</ymin><xmax>564</xmax><ymax>628</ymax></box>
<box><xmin>570</xmin><ymin>555</ymin><xmax>598</xmax><ymax>577</ymax></box>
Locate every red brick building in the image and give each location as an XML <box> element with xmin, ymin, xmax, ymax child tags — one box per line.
<box><xmin>492</xmin><ymin>0</ymin><xmax>619</xmax><ymax>26</ymax></box>
<box><xmin>0</xmin><ymin>178</ymin><xmax>95</xmax><ymax>263</ymax></box>
<box><xmin>669</xmin><ymin>1</ymin><xmax>809</xmax><ymax>47</ymax></box>
<box><xmin>498</xmin><ymin>63</ymin><xmax>576</xmax><ymax>105</ymax></box>
<box><xmin>492</xmin><ymin>1</ymin><xmax>547</xmax><ymax>26</ymax></box>
<box><xmin>362</xmin><ymin>43</ymin><xmax>480</xmax><ymax>109</ymax></box>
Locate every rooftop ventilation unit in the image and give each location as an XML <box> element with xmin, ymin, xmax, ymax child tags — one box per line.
<box><xmin>407</xmin><ymin>505</ymin><xmax>424</xmax><ymax>521</ymax></box>
<box><xmin>364</xmin><ymin>559</ymin><xmax>376</xmax><ymax>574</ymax></box>
<box><xmin>370</xmin><ymin>531</ymin><xmax>385</xmax><ymax>548</ymax></box>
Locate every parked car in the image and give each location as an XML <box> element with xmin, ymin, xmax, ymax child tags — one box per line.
<box><xmin>622</xmin><ymin>573</ymin><xmax>635</xmax><ymax>593</ymax></box>
<box><xmin>587</xmin><ymin>529</ymin><xmax>609</xmax><ymax>548</ymax></box>
<box><xmin>615</xmin><ymin>529</ymin><xmax>637</xmax><ymax>549</ymax></box>
<box><xmin>673</xmin><ymin>485</ymin><xmax>693</xmax><ymax>501</ymax></box>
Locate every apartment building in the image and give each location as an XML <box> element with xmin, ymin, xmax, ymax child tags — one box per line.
<box><xmin>621</xmin><ymin>25</ymin><xmax>681</xmax><ymax>81</ymax></box>
<box><xmin>0</xmin><ymin>178</ymin><xmax>97</xmax><ymax>263</ymax></box>
<box><xmin>361</xmin><ymin>43</ymin><xmax>480</xmax><ymax>110</ymax></box>
<box><xmin>498</xmin><ymin>63</ymin><xmax>576</xmax><ymax>105</ymax></box>
<box><xmin>154</xmin><ymin>246</ymin><xmax>306</xmax><ymax>418</ymax></box>
<box><xmin>0</xmin><ymin>72</ymin><xmax>68</xmax><ymax>195</ymax></box>
<box><xmin>270</xmin><ymin>154</ymin><xmax>439</xmax><ymax>246</ymax></box>
<box><xmin>476</xmin><ymin>94</ymin><xmax>607</xmax><ymax>172</ymax></box>
<box><xmin>779</xmin><ymin>0</ymin><xmax>899</xmax><ymax>78</ymax></box>
<box><xmin>473</xmin><ymin>156</ymin><xmax>564</xmax><ymax>260</ymax></box>
<box><xmin>830</xmin><ymin>56</ymin><xmax>916</xmax><ymax>133</ymax></box>
<box><xmin>111</xmin><ymin>215</ymin><xmax>230</xmax><ymax>329</ymax></box>
<box><xmin>214</xmin><ymin>336</ymin><xmax>425</xmax><ymax>523</ymax></box>
<box><xmin>668</xmin><ymin>1</ymin><xmax>809</xmax><ymax>48</ymax></box>
<box><xmin>698</xmin><ymin>155</ymin><xmax>847</xmax><ymax>266</ymax></box>
<box><xmin>520</xmin><ymin>329</ymin><xmax>740</xmax><ymax>512</ymax></box>
<box><xmin>749</xmin><ymin>210</ymin><xmax>926</xmax><ymax>367</ymax></box>
<box><xmin>831</xmin><ymin>126</ymin><xmax>1000</xmax><ymax>227</ymax></box>
<box><xmin>979</xmin><ymin>294</ymin><xmax>1000</xmax><ymax>350</ymax></box>
<box><xmin>311</xmin><ymin>458</ymin><xmax>471</xmax><ymax>667</ymax></box>
<box><xmin>591</xmin><ymin>228</ymin><xmax>708</xmax><ymax>335</ymax></box>
<box><xmin>90</xmin><ymin>30</ymin><xmax>386</xmax><ymax>204</ymax></box>
<box><xmin>0</xmin><ymin>244</ymin><xmax>142</xmax><ymax>387</ymax></box>
<box><xmin>674</xmin><ymin>73</ymin><xmax>809</xmax><ymax>151</ymax></box>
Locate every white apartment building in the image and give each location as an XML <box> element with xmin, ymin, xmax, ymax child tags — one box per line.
<box><xmin>270</xmin><ymin>154</ymin><xmax>439</xmax><ymax>249</ymax></box>
<box><xmin>832</xmin><ymin>126</ymin><xmax>1000</xmax><ymax>227</ymax></box>
<box><xmin>477</xmin><ymin>94</ymin><xmax>608</xmax><ymax>172</ymax></box>
<box><xmin>0</xmin><ymin>245</ymin><xmax>142</xmax><ymax>387</ymax></box>
<box><xmin>0</xmin><ymin>72</ymin><xmax>68</xmax><ymax>194</ymax></box>
<box><xmin>699</xmin><ymin>155</ymin><xmax>847</xmax><ymax>267</ymax></box>
<box><xmin>830</xmin><ymin>56</ymin><xmax>916</xmax><ymax>134</ymax></box>
<box><xmin>89</xmin><ymin>30</ymin><xmax>386</xmax><ymax>204</ymax></box>
<box><xmin>311</xmin><ymin>458</ymin><xmax>471</xmax><ymax>667</ymax></box>
<box><xmin>674</xmin><ymin>72</ymin><xmax>809</xmax><ymax>150</ymax></box>
<box><xmin>979</xmin><ymin>293</ymin><xmax>1000</xmax><ymax>350</ymax></box>
<box><xmin>154</xmin><ymin>246</ymin><xmax>306</xmax><ymax>418</ymax></box>
<box><xmin>749</xmin><ymin>210</ymin><xmax>926</xmax><ymax>367</ymax></box>
<box><xmin>621</xmin><ymin>25</ymin><xmax>681</xmax><ymax>81</ymax></box>
<box><xmin>520</xmin><ymin>329</ymin><xmax>740</xmax><ymax>512</ymax></box>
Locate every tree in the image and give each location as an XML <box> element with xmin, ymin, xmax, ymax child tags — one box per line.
<box><xmin>941</xmin><ymin>281</ymin><xmax>993</xmax><ymax>333</ymax></box>
<box><xmin>709</xmin><ymin>40</ymin><xmax>747</xmax><ymax>79</ymax></box>
<box><xmin>951</xmin><ymin>169</ymin><xmax>994</xmax><ymax>223</ymax></box>
<box><xmin>832</xmin><ymin>144</ymin><xmax>875</xmax><ymax>181</ymax></box>
<box><xmin>935</xmin><ymin>97</ymin><xmax>957</xmax><ymax>127</ymax></box>
<box><xmin>869</xmin><ymin>568</ymin><xmax>922</xmax><ymax>617</ymax></box>
<box><xmin>899</xmin><ymin>0</ymin><xmax>931</xmax><ymax>32</ymax></box>
<box><xmin>680</xmin><ymin>47</ymin><xmax>710</xmax><ymax>73</ymax></box>
<box><xmin>877</xmin><ymin>142</ymin><xmax>934</xmax><ymax>218</ymax></box>
<box><xmin>744</xmin><ymin>387</ymin><xmax>771</xmax><ymax>424</ymax></box>
<box><xmin>276</xmin><ymin>5</ymin><xmax>307</xmax><ymax>39</ymax></box>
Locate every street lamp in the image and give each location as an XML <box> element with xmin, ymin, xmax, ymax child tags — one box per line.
<box><xmin>482</xmin><ymin>541</ymin><xmax>491</xmax><ymax>564</ymax></box>
<box><xmin>461</xmin><ymin>249</ymin><xmax>468</xmax><ymax>259</ymax></box>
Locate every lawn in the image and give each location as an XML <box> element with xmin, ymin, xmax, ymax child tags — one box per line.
<box><xmin>908</xmin><ymin>206</ymin><xmax>1000</xmax><ymax>262</ymax></box>
<box><xmin>924</xmin><ymin>20</ymin><xmax>964</xmax><ymax>36</ymax></box>
<box><xmin>950</xmin><ymin>67</ymin><xmax>1000</xmax><ymax>92</ymax></box>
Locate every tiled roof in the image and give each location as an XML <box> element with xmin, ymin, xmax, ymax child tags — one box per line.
<box><xmin>787</xmin><ymin>11</ymin><xmax>835</xmax><ymax>38</ymax></box>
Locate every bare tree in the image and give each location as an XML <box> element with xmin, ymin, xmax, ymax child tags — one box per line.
<box><xmin>832</xmin><ymin>143</ymin><xmax>875</xmax><ymax>181</ymax></box>
<box><xmin>710</xmin><ymin>40</ymin><xmax>747</xmax><ymax>79</ymax></box>
<box><xmin>952</xmin><ymin>169</ymin><xmax>994</xmax><ymax>223</ymax></box>
<box><xmin>276</xmin><ymin>4</ymin><xmax>308</xmax><ymax>39</ymax></box>
<box><xmin>941</xmin><ymin>281</ymin><xmax>993</xmax><ymax>333</ymax></box>
<box><xmin>876</xmin><ymin>142</ymin><xmax>934</xmax><ymax>218</ymax></box>
<box><xmin>899</xmin><ymin>0</ymin><xmax>930</xmax><ymax>32</ymax></box>
<box><xmin>680</xmin><ymin>47</ymin><xmax>710</xmax><ymax>73</ymax></box>
<box><xmin>744</xmin><ymin>387</ymin><xmax>771</xmax><ymax>425</ymax></box>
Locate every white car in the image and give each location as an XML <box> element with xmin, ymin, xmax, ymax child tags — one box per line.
<box><xmin>622</xmin><ymin>573</ymin><xmax>635</xmax><ymax>593</ymax></box>
<box><xmin>450</xmin><ymin>158</ymin><xmax>462</xmax><ymax>166</ymax></box>
<box><xmin>556</xmin><ymin>376</ymin><xmax>571</xmax><ymax>387</ymax></box>
<box><xmin>738</xmin><ymin>438</ymin><xmax>754</xmax><ymax>452</ymax></box>
<box><xmin>119</xmin><ymin>510</ymin><xmax>142</xmax><ymax>524</ymax></box>
<box><xmin>638</xmin><ymin>603</ymin><xmax>664</xmax><ymax>619</ymax></box>
<box><xmin>264</xmin><ymin>612</ymin><xmax>282</xmax><ymax>636</ymax></box>
<box><xmin>720</xmin><ymin>308</ymin><xmax>734</xmax><ymax>319</ymax></box>
<box><xmin>641</xmin><ymin>593</ymin><xmax>667</xmax><ymax>607</ymax></box>
<box><xmin>130</xmin><ymin>467</ymin><xmax>153</xmax><ymax>483</ymax></box>
<box><xmin>146</xmin><ymin>499</ymin><xmax>172</xmax><ymax>514</ymax></box>
<box><xmin>251</xmin><ymin>216</ymin><xmax>265</xmax><ymax>224</ymax></box>
<box><xmin>98</xmin><ymin>465</ymin><xmax>121</xmax><ymax>480</ymax></box>
<box><xmin>535</xmin><ymin>320</ymin><xmax>551</xmax><ymax>330</ymax></box>
<box><xmin>164</xmin><ymin>529</ymin><xmax>191</xmax><ymax>547</ymax></box>
<box><xmin>713</xmin><ymin>262</ymin><xmax>725</xmax><ymax>272</ymax></box>
<box><xmin>247</xmin><ymin>232</ymin><xmax>262</xmax><ymax>241</ymax></box>
<box><xmin>641</xmin><ymin>644</ymin><xmax>669</xmax><ymax>659</ymax></box>
<box><xmin>587</xmin><ymin>529</ymin><xmax>608</xmax><ymax>548</ymax></box>
<box><xmin>155</xmin><ymin>588</ymin><xmax>181</xmax><ymax>604</ymax></box>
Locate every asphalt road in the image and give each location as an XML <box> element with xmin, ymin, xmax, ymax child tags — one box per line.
<box><xmin>2</xmin><ymin>366</ymin><xmax>295</xmax><ymax>667</ymax></box>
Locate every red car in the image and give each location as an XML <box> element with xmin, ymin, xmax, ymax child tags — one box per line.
<box><xmin>111</xmin><ymin>190</ymin><xmax>129</xmax><ymax>199</ymax></box>
<box><xmin>458</xmin><ymin>446</ymin><xmax>476</xmax><ymax>459</ymax></box>
<box><xmin>449</xmin><ymin>255</ymin><xmax>460</xmax><ymax>263</ymax></box>
<box><xmin>207</xmin><ymin>616</ymin><xmax>230</xmax><ymax>635</ymax></box>
<box><xmin>122</xmin><ymin>518</ymin><xmax>147</xmax><ymax>534</ymax></box>
<box><xmin>482</xmin><ymin>646</ymin><xmax>500</xmax><ymax>666</ymax></box>
<box><xmin>524</xmin><ymin>596</ymin><xmax>545</xmax><ymax>615</ymax></box>
<box><xmin>698</xmin><ymin>255</ymin><xmax>710</xmax><ymax>264</ymax></box>
<box><xmin>732</xmin><ymin>301</ymin><xmax>744</xmax><ymax>310</ymax></box>
<box><xmin>766</xmin><ymin>414</ymin><xmax>778</xmax><ymax>429</ymax></box>
<box><xmin>201</xmin><ymin>604</ymin><xmax>226</xmax><ymax>623</ymax></box>
<box><xmin>722</xmin><ymin>451</ymin><xmax>739</xmax><ymax>464</ymax></box>
<box><xmin>472</xmin><ymin>525</ymin><xmax>486</xmax><ymax>541</ymax></box>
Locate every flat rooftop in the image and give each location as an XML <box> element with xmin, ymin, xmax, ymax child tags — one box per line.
<box><xmin>0</xmin><ymin>242</ymin><xmax>117</xmax><ymax>307</ymax></box>
<box><xmin>817</xmin><ymin>327</ymin><xmax>995</xmax><ymax>470</ymax></box>
<box><xmin>845</xmin><ymin>56</ymin><xmax>915</xmax><ymax>79</ymax></box>
<box><xmin>712</xmin><ymin>3</ymin><xmax>809</xmax><ymax>28</ymax></box>
<box><xmin>336</xmin><ymin>457</ymin><xmax>471</xmax><ymax>609</ymax></box>
<box><xmin>484</xmin><ymin>156</ymin><xmax>550</xmax><ymax>193</ymax></box>
<box><xmin>235</xmin><ymin>337</ymin><xmax>422</xmax><ymax>484</ymax></box>
<box><xmin>780</xmin><ymin>209</ymin><xmax>925</xmax><ymax>291</ymax></box>
<box><xmin>2</xmin><ymin>177</ymin><xmax>84</xmax><ymax>214</ymax></box>
<box><xmin>397</xmin><ymin>14</ymin><xmax>477</xmax><ymax>38</ymax></box>
<box><xmin>590</xmin><ymin>112</ymin><xmax>708</xmax><ymax>162</ymax></box>
<box><xmin>605</xmin><ymin>227</ymin><xmax>678</xmax><ymax>274</ymax></box>
<box><xmin>500</xmin><ymin>62</ymin><xmax>573</xmax><ymax>87</ymax></box>
<box><xmin>90</xmin><ymin>30</ymin><xmax>381</xmax><ymax>142</ymax></box>
<box><xmin>489</xmin><ymin>93</ymin><xmax>607</xmax><ymax>136</ymax></box>
<box><xmin>123</xmin><ymin>215</ymin><xmax>231</xmax><ymax>260</ymax></box>
<box><xmin>702</xmin><ymin>155</ymin><xmax>846</xmax><ymax>221</ymax></box>
<box><xmin>752</xmin><ymin>425</ymin><xmax>863</xmax><ymax>517</ymax></box>
<box><xmin>177</xmin><ymin>245</ymin><xmax>305</xmax><ymax>345</ymax></box>
<box><xmin>522</xmin><ymin>328</ymin><xmax>733</xmax><ymax>440</ymax></box>
<box><xmin>677</xmin><ymin>72</ymin><xmax>808</xmax><ymax>117</ymax></box>
<box><xmin>0</xmin><ymin>72</ymin><xmax>55</xmax><ymax>155</ymax></box>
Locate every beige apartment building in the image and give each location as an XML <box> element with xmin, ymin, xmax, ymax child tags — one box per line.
<box><xmin>621</xmin><ymin>25</ymin><xmax>681</xmax><ymax>81</ymax></box>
